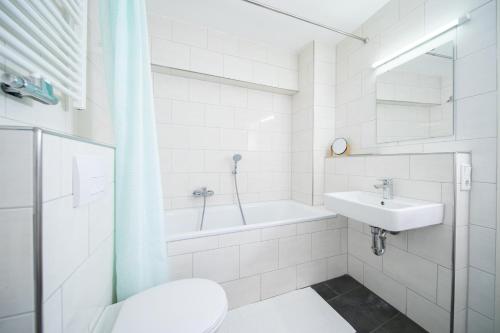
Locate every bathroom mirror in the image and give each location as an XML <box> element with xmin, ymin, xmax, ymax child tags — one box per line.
<box><xmin>375</xmin><ymin>41</ymin><xmax>454</xmax><ymax>143</ymax></box>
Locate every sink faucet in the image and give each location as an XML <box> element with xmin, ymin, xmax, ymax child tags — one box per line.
<box><xmin>374</xmin><ymin>178</ymin><xmax>393</xmax><ymax>200</ymax></box>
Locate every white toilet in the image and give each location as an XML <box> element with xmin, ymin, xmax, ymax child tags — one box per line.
<box><xmin>95</xmin><ymin>279</ymin><xmax>228</xmax><ymax>333</ymax></box>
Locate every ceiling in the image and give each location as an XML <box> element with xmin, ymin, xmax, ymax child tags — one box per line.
<box><xmin>146</xmin><ymin>0</ymin><xmax>391</xmax><ymax>52</ymax></box>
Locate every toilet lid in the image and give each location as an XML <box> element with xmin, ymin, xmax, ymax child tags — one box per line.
<box><xmin>112</xmin><ymin>279</ymin><xmax>228</xmax><ymax>333</ymax></box>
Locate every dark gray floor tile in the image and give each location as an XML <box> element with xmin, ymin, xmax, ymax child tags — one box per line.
<box><xmin>372</xmin><ymin>313</ymin><xmax>428</xmax><ymax>333</ymax></box>
<box><xmin>328</xmin><ymin>286</ymin><xmax>399</xmax><ymax>333</ymax></box>
<box><xmin>324</xmin><ymin>274</ymin><xmax>363</xmax><ymax>295</ymax></box>
<box><xmin>311</xmin><ymin>282</ymin><xmax>338</xmax><ymax>300</ymax></box>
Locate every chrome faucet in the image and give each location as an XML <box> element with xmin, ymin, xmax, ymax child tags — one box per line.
<box><xmin>374</xmin><ymin>178</ymin><xmax>393</xmax><ymax>200</ymax></box>
<box><xmin>192</xmin><ymin>187</ymin><xmax>215</xmax><ymax>198</ymax></box>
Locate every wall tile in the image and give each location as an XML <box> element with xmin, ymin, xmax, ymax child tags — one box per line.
<box><xmin>240</xmin><ymin>240</ymin><xmax>278</xmax><ymax>277</ymax></box>
<box><xmin>221</xmin><ymin>275</ymin><xmax>260</xmax><ymax>310</ymax></box>
<box><xmin>365</xmin><ymin>155</ymin><xmax>410</xmax><ymax>179</ymax></box>
<box><xmin>327</xmin><ymin>254</ymin><xmax>348</xmax><ymax>279</ymax></box>
<box><xmin>261</xmin><ymin>224</ymin><xmax>296</xmax><ymax>240</ymax></box>
<box><xmin>190</xmin><ymin>48</ymin><xmax>224</xmax><ymax>76</ymax></box>
<box><xmin>223</xmin><ymin>55</ymin><xmax>253</xmax><ymax>82</ymax></box>
<box><xmin>407</xmin><ymin>225</ymin><xmax>453</xmax><ymax>268</ymax></box>
<box><xmin>409</xmin><ymin>154</ymin><xmax>454</xmax><ymax>182</ymax></box>
<box><xmin>0</xmin><ymin>208</ymin><xmax>34</xmax><ymax>317</ymax></box>
<box><xmin>278</xmin><ymin>234</ymin><xmax>311</xmax><ymax>268</ymax></box>
<box><xmin>297</xmin><ymin>259</ymin><xmax>327</xmax><ymax>288</ymax></box>
<box><xmin>457</xmin><ymin>1</ymin><xmax>496</xmax><ymax>59</ymax></box>
<box><xmin>62</xmin><ymin>238</ymin><xmax>113</xmax><ymax>332</ymax></box>
<box><xmin>167</xmin><ymin>236</ymin><xmax>219</xmax><ymax>256</ymax></box>
<box><xmin>467</xmin><ymin>309</ymin><xmax>494</xmax><ymax>333</ymax></box>
<box><xmin>43</xmin><ymin>197</ymin><xmax>89</xmax><ymax>301</ymax></box>
<box><xmin>406</xmin><ymin>289</ymin><xmax>450</xmax><ymax>333</ymax></box>
<box><xmin>0</xmin><ymin>131</ymin><xmax>33</xmax><ymax>208</ymax></box>
<box><xmin>470</xmin><ymin>182</ymin><xmax>497</xmax><ymax>229</ymax></box>
<box><xmin>348</xmin><ymin>255</ymin><xmax>364</xmax><ymax>283</ymax></box>
<box><xmin>456</xmin><ymin>92</ymin><xmax>497</xmax><ymax>140</ymax></box>
<box><xmin>151</xmin><ymin>39</ymin><xmax>190</xmax><ymax>69</ymax></box>
<box><xmin>455</xmin><ymin>45</ymin><xmax>496</xmax><ymax>99</ymax></box>
<box><xmin>348</xmin><ymin>229</ymin><xmax>382</xmax><ymax>270</ymax></box>
<box><xmin>166</xmin><ymin>254</ymin><xmax>193</xmax><ymax>281</ymax></box>
<box><xmin>171</xmin><ymin>20</ymin><xmax>207</xmax><ymax>48</ymax></box>
<box><xmin>311</xmin><ymin>229</ymin><xmax>342</xmax><ymax>260</ymax></box>
<box><xmin>220</xmin><ymin>230</ymin><xmax>261</xmax><ymax>247</ymax></box>
<box><xmin>436</xmin><ymin>266</ymin><xmax>452</xmax><ymax>311</ymax></box>
<box><xmin>468</xmin><ymin>267</ymin><xmax>495</xmax><ymax>319</ymax></box>
<box><xmin>0</xmin><ymin>313</ymin><xmax>35</xmax><ymax>333</ymax></box>
<box><xmin>363</xmin><ymin>265</ymin><xmax>406</xmax><ymax>313</ymax></box>
<box><xmin>469</xmin><ymin>225</ymin><xmax>496</xmax><ymax>274</ymax></box>
<box><xmin>383</xmin><ymin>245</ymin><xmax>438</xmax><ymax>302</ymax></box>
<box><xmin>261</xmin><ymin>266</ymin><xmax>297</xmax><ymax>300</ymax></box>
<box><xmin>193</xmin><ymin>246</ymin><xmax>239</xmax><ymax>283</ymax></box>
<box><xmin>43</xmin><ymin>289</ymin><xmax>62</xmax><ymax>333</ymax></box>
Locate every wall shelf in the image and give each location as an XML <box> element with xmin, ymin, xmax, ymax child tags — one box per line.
<box><xmin>151</xmin><ymin>64</ymin><xmax>299</xmax><ymax>96</ymax></box>
<box><xmin>376</xmin><ymin>99</ymin><xmax>441</xmax><ymax>107</ymax></box>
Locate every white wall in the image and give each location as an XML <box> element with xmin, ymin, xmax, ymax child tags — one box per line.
<box><xmin>154</xmin><ymin>73</ymin><xmax>292</xmax><ymax>209</ymax></box>
<box><xmin>291</xmin><ymin>42</ymin><xmax>336</xmax><ymax>206</ymax></box>
<box><xmin>147</xmin><ymin>11</ymin><xmax>299</xmax><ymax>92</ymax></box>
<box><xmin>41</xmin><ymin>133</ymin><xmax>115</xmax><ymax>333</ymax></box>
<box><xmin>0</xmin><ymin>130</ymin><xmax>115</xmax><ymax>333</ymax></box>
<box><xmin>325</xmin><ymin>153</ymin><xmax>468</xmax><ymax>333</ymax></box>
<box><xmin>335</xmin><ymin>0</ymin><xmax>497</xmax><ymax>331</ymax></box>
<box><xmin>0</xmin><ymin>129</ymin><xmax>35</xmax><ymax>332</ymax></box>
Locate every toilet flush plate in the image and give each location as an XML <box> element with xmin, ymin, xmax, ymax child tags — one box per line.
<box><xmin>324</xmin><ymin>191</ymin><xmax>444</xmax><ymax>232</ymax></box>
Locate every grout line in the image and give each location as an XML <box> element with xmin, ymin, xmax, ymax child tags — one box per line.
<box><xmin>369</xmin><ymin>313</ymin><xmax>401</xmax><ymax>333</ymax></box>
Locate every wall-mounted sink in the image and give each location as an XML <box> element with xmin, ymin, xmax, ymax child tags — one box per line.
<box><xmin>324</xmin><ymin>191</ymin><xmax>444</xmax><ymax>232</ymax></box>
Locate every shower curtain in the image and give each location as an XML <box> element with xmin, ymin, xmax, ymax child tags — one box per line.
<box><xmin>99</xmin><ymin>0</ymin><xmax>167</xmax><ymax>300</ymax></box>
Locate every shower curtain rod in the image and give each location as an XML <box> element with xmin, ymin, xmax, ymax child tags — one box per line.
<box><xmin>240</xmin><ymin>0</ymin><xmax>368</xmax><ymax>43</ymax></box>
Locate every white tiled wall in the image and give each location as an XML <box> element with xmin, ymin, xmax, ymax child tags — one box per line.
<box><xmin>165</xmin><ymin>217</ymin><xmax>348</xmax><ymax>309</ymax></box>
<box><xmin>335</xmin><ymin>0</ymin><xmax>497</xmax><ymax>331</ymax></box>
<box><xmin>291</xmin><ymin>42</ymin><xmax>336</xmax><ymax>206</ymax></box>
<box><xmin>146</xmin><ymin>6</ymin><xmax>299</xmax><ymax>91</ymax></box>
<box><xmin>0</xmin><ymin>130</ymin><xmax>115</xmax><ymax>333</ymax></box>
<box><xmin>40</xmin><ymin>133</ymin><xmax>115</xmax><ymax>333</ymax></box>
<box><xmin>154</xmin><ymin>73</ymin><xmax>292</xmax><ymax>209</ymax></box>
<box><xmin>0</xmin><ymin>129</ymin><xmax>35</xmax><ymax>333</ymax></box>
<box><xmin>325</xmin><ymin>153</ymin><xmax>468</xmax><ymax>333</ymax></box>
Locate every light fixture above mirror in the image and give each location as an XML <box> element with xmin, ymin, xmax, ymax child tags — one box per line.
<box><xmin>372</xmin><ymin>14</ymin><xmax>470</xmax><ymax>74</ymax></box>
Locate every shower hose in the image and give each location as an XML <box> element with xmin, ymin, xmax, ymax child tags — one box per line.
<box><xmin>234</xmin><ymin>172</ymin><xmax>247</xmax><ymax>225</ymax></box>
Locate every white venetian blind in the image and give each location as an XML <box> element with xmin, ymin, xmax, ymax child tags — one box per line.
<box><xmin>0</xmin><ymin>0</ymin><xmax>88</xmax><ymax>109</ymax></box>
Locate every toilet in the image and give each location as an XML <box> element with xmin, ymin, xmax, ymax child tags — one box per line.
<box><xmin>95</xmin><ymin>279</ymin><xmax>228</xmax><ymax>333</ymax></box>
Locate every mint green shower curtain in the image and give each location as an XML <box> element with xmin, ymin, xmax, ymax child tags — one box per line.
<box><xmin>99</xmin><ymin>0</ymin><xmax>167</xmax><ymax>300</ymax></box>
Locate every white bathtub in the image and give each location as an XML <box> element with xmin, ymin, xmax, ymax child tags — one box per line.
<box><xmin>165</xmin><ymin>200</ymin><xmax>337</xmax><ymax>241</ymax></box>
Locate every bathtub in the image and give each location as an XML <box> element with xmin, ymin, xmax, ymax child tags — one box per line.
<box><xmin>165</xmin><ymin>200</ymin><xmax>338</xmax><ymax>241</ymax></box>
<box><xmin>164</xmin><ymin>200</ymin><xmax>348</xmax><ymax>310</ymax></box>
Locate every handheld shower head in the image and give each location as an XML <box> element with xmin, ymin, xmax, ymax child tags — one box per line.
<box><xmin>232</xmin><ymin>154</ymin><xmax>242</xmax><ymax>174</ymax></box>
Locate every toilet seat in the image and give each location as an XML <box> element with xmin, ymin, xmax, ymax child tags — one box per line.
<box><xmin>111</xmin><ymin>279</ymin><xmax>228</xmax><ymax>333</ymax></box>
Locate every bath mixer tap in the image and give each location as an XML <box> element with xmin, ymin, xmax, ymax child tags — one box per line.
<box><xmin>193</xmin><ymin>187</ymin><xmax>214</xmax><ymax>197</ymax></box>
<box><xmin>374</xmin><ymin>178</ymin><xmax>393</xmax><ymax>200</ymax></box>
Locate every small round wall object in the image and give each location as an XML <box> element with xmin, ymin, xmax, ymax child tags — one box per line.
<box><xmin>331</xmin><ymin>138</ymin><xmax>348</xmax><ymax>156</ymax></box>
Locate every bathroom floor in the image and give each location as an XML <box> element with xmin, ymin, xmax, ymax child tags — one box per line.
<box><xmin>312</xmin><ymin>275</ymin><xmax>427</xmax><ymax>333</ymax></box>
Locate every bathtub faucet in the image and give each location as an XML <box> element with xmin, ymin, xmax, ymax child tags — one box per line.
<box><xmin>193</xmin><ymin>187</ymin><xmax>215</xmax><ymax>198</ymax></box>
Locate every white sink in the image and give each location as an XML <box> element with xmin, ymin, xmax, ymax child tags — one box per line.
<box><xmin>324</xmin><ymin>191</ymin><xmax>444</xmax><ymax>232</ymax></box>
